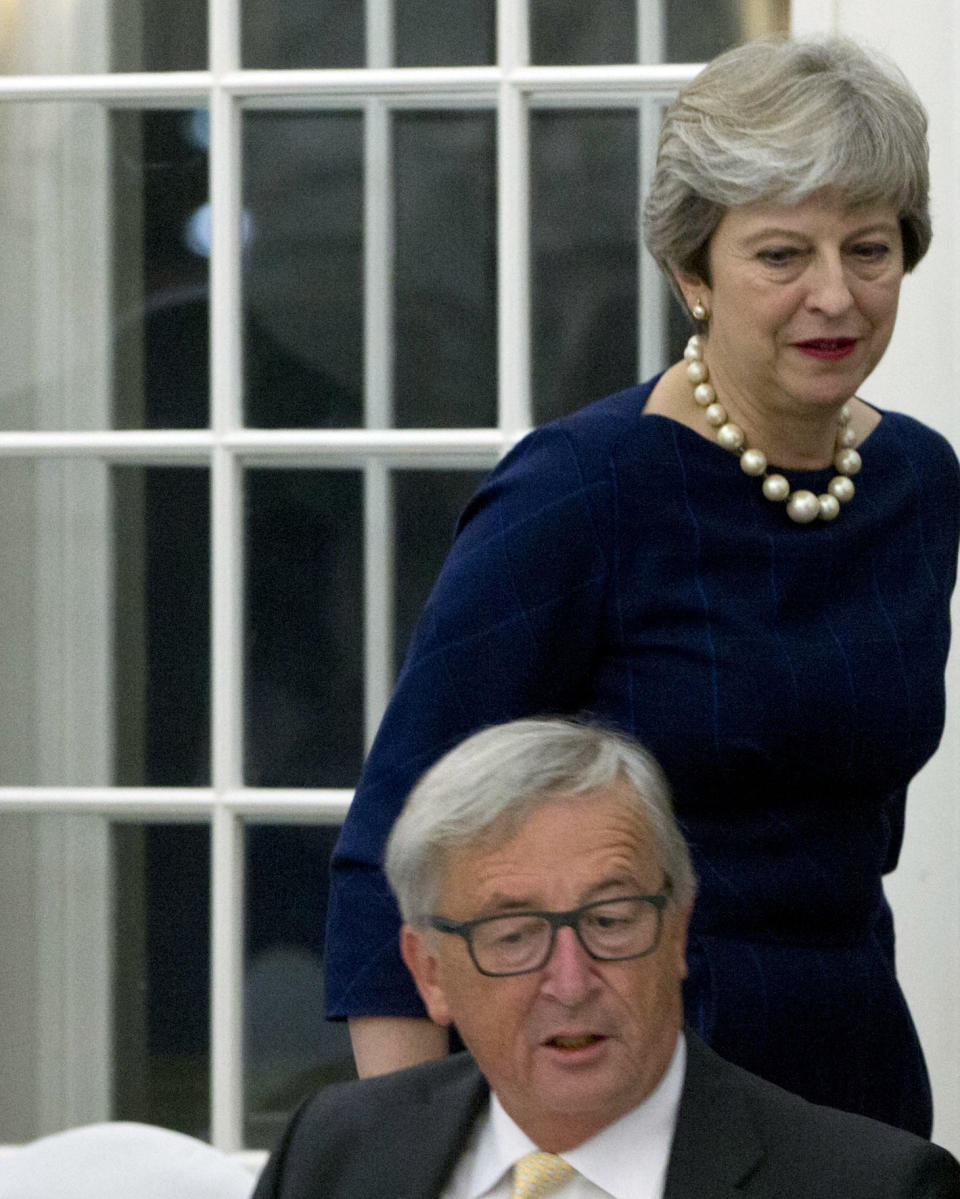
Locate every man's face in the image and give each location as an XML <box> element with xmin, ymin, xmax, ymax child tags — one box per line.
<box><xmin>401</xmin><ymin>783</ymin><xmax>690</xmax><ymax>1151</ymax></box>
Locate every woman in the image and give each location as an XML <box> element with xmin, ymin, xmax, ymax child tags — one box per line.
<box><xmin>324</xmin><ymin>36</ymin><xmax>959</xmax><ymax>1136</ymax></box>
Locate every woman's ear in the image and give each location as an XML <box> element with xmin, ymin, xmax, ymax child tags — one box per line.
<box><xmin>672</xmin><ymin>270</ymin><xmax>709</xmax><ymax>318</ymax></box>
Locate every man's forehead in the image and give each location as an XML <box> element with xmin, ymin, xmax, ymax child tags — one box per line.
<box><xmin>436</xmin><ymin>786</ymin><xmax>658</xmax><ymax>910</ymax></box>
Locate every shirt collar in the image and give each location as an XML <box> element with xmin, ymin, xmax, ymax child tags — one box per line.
<box><xmin>461</xmin><ymin>1034</ymin><xmax>686</xmax><ymax>1199</ymax></box>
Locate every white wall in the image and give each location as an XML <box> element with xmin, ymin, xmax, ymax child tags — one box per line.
<box><xmin>792</xmin><ymin>0</ymin><xmax>960</xmax><ymax>1156</ymax></box>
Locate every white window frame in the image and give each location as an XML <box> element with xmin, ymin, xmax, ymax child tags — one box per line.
<box><xmin>0</xmin><ymin>0</ymin><xmax>700</xmax><ymax>1155</ymax></box>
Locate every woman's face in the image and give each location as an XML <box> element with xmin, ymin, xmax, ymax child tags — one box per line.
<box><xmin>677</xmin><ymin>190</ymin><xmax>904</xmax><ymax>417</ymax></box>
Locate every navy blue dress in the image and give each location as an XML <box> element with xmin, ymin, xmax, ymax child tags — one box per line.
<box><xmin>325</xmin><ymin>377</ymin><xmax>959</xmax><ymax>1137</ymax></box>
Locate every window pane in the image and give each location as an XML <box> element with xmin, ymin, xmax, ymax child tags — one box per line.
<box><xmin>244</xmin><ymin>470</ymin><xmax>364</xmax><ymax>787</ymax></box>
<box><xmin>115</xmin><ymin>110</ymin><xmax>211</xmax><ymax>430</ymax></box>
<box><xmin>530</xmin><ymin>0</ymin><xmax>635</xmax><ymax>65</ymax></box>
<box><xmin>395</xmin><ymin>0</ymin><xmax>496</xmax><ymax>66</ymax></box>
<box><xmin>113</xmin><ymin>823</ymin><xmax>210</xmax><ymax>1138</ymax></box>
<box><xmin>530</xmin><ymin>0</ymin><xmax>790</xmax><ymax>64</ymax></box>
<box><xmin>243</xmin><ymin>113</ymin><xmax>364</xmax><ymax>429</ymax></box>
<box><xmin>0</xmin><ymin>0</ymin><xmax>205</xmax><ymax>74</ymax></box>
<box><xmin>242</xmin><ymin>0</ymin><xmax>363</xmax><ymax>68</ymax></box>
<box><xmin>114</xmin><ymin>466</ymin><xmax>211</xmax><ymax>787</ymax></box>
<box><xmin>0</xmin><ymin>813</ymin><xmax>111</xmax><ymax>1141</ymax></box>
<box><xmin>393</xmin><ymin>470</ymin><xmax>487</xmax><ymax>673</ymax></box>
<box><xmin>0</xmin><ymin>104</ymin><xmax>208</xmax><ymax>432</ymax></box>
<box><xmin>665</xmin><ymin>0</ymin><xmax>791</xmax><ymax>62</ymax></box>
<box><xmin>244</xmin><ymin>823</ymin><xmax>355</xmax><ymax>1149</ymax></box>
<box><xmin>0</xmin><ymin>460</ymin><xmax>206</xmax><ymax>788</ymax></box>
<box><xmin>530</xmin><ymin>110</ymin><xmax>638</xmax><ymax>425</ymax></box>
<box><xmin>394</xmin><ymin>113</ymin><xmax>497</xmax><ymax>428</ymax></box>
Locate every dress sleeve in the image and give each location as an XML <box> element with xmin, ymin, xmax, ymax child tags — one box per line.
<box><xmin>324</xmin><ymin>420</ymin><xmax>617</xmax><ymax>1017</ymax></box>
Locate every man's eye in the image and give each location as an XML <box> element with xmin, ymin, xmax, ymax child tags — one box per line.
<box><xmin>592</xmin><ymin>915</ymin><xmax>625</xmax><ymax>931</ymax></box>
<box><xmin>489</xmin><ymin>919</ymin><xmax>540</xmax><ymax>947</ymax></box>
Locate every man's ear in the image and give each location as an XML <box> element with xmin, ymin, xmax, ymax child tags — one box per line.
<box><xmin>400</xmin><ymin>925</ymin><xmax>454</xmax><ymax>1027</ymax></box>
<box><xmin>670</xmin><ymin>902</ymin><xmax>693</xmax><ymax>983</ymax></box>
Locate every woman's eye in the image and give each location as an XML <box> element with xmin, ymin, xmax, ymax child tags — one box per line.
<box><xmin>757</xmin><ymin>247</ymin><xmax>801</xmax><ymax>266</ymax></box>
<box><xmin>850</xmin><ymin>242</ymin><xmax>890</xmax><ymax>261</ymax></box>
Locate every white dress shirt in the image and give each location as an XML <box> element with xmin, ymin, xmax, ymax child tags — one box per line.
<box><xmin>441</xmin><ymin>1035</ymin><xmax>686</xmax><ymax>1199</ymax></box>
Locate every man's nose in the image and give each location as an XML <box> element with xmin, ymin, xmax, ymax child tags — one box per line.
<box><xmin>539</xmin><ymin>925</ymin><xmax>600</xmax><ymax>1005</ymax></box>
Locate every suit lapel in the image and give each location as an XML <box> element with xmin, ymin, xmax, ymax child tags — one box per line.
<box><xmin>663</xmin><ymin>1034</ymin><xmax>765</xmax><ymax>1199</ymax></box>
<box><xmin>354</xmin><ymin>1055</ymin><xmax>489</xmax><ymax>1198</ymax></box>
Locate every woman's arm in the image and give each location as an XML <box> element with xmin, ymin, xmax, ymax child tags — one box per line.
<box><xmin>348</xmin><ymin>1016</ymin><xmax>449</xmax><ymax>1078</ymax></box>
<box><xmin>325</xmin><ymin>415</ymin><xmax>622</xmax><ymax>1059</ymax></box>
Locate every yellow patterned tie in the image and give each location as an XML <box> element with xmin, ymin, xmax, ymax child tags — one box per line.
<box><xmin>510</xmin><ymin>1150</ymin><xmax>575</xmax><ymax>1198</ymax></box>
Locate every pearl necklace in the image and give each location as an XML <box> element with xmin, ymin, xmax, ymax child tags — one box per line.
<box><xmin>683</xmin><ymin>335</ymin><xmax>862</xmax><ymax>523</ymax></box>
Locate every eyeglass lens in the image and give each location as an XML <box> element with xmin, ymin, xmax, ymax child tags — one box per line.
<box><xmin>471</xmin><ymin>897</ymin><xmax>660</xmax><ymax>974</ymax></box>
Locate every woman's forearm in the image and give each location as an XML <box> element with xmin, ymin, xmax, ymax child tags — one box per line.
<box><xmin>348</xmin><ymin>1016</ymin><xmax>450</xmax><ymax>1078</ymax></box>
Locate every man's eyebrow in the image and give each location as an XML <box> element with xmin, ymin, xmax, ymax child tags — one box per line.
<box><xmin>475</xmin><ymin>876</ymin><xmax>649</xmax><ymax>916</ymax></box>
<box><xmin>474</xmin><ymin>892</ymin><xmax>542</xmax><ymax>917</ymax></box>
<box><xmin>580</xmin><ymin>876</ymin><xmax>652</xmax><ymax>901</ymax></box>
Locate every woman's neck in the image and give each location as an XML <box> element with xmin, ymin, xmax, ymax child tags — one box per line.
<box><xmin>644</xmin><ymin>360</ymin><xmax>879</xmax><ymax>468</ymax></box>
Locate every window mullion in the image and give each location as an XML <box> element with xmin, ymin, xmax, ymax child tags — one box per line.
<box><xmin>496</xmin><ymin>0</ymin><xmax>531</xmax><ymax>438</ymax></box>
<box><xmin>639</xmin><ymin>101</ymin><xmax>667</xmax><ymax>379</ymax></box>
<box><xmin>366</xmin><ymin>0</ymin><xmax>394</xmax><ymax>70</ymax></box>
<box><xmin>209</xmin><ymin>0</ymin><xmax>245</xmax><ymax>1147</ymax></box>
<box><xmin>636</xmin><ymin>0</ymin><xmax>665</xmax><ymax>64</ymax></box>
<box><xmin>363</xmin><ymin>90</ymin><xmax>397</xmax><ymax>746</ymax></box>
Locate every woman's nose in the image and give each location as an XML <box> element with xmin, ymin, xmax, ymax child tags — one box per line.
<box><xmin>805</xmin><ymin>253</ymin><xmax>854</xmax><ymax>317</ymax></box>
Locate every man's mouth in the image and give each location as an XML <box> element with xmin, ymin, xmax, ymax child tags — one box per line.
<box><xmin>546</xmin><ymin>1034</ymin><xmax>606</xmax><ymax>1050</ymax></box>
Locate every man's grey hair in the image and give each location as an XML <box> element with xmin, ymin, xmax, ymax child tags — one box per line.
<box><xmin>643</xmin><ymin>35</ymin><xmax>930</xmax><ymax>324</ymax></box>
<box><xmin>384</xmin><ymin>718</ymin><xmax>696</xmax><ymax>926</ymax></box>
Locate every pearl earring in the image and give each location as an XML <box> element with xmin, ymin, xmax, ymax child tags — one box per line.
<box><xmin>692</xmin><ymin>299</ymin><xmax>708</xmax><ymax>321</ymax></box>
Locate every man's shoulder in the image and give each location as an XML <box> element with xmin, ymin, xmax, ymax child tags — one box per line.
<box><xmin>675</xmin><ymin>1034</ymin><xmax>960</xmax><ymax>1197</ymax></box>
<box><xmin>299</xmin><ymin>1052</ymin><xmax>485</xmax><ymax>1126</ymax></box>
<box><xmin>254</xmin><ymin>1055</ymin><xmax>488</xmax><ymax>1199</ymax></box>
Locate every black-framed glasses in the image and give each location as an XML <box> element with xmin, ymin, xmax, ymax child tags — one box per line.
<box><xmin>429</xmin><ymin>879</ymin><xmax>673</xmax><ymax>977</ymax></box>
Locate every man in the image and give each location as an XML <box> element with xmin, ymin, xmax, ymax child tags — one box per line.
<box><xmin>254</xmin><ymin>719</ymin><xmax>960</xmax><ymax>1198</ymax></box>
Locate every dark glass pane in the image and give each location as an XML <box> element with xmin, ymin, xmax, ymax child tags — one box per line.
<box><xmin>244</xmin><ymin>470</ymin><xmax>364</xmax><ymax>787</ymax></box>
<box><xmin>531</xmin><ymin>0</ymin><xmax>635</xmax><ymax>65</ymax></box>
<box><xmin>114</xmin><ymin>466</ymin><xmax>211</xmax><ymax>787</ymax></box>
<box><xmin>114</xmin><ymin>110</ymin><xmax>210</xmax><ymax>430</ymax></box>
<box><xmin>243</xmin><ymin>113</ymin><xmax>364</xmax><ymax>428</ymax></box>
<box><xmin>531</xmin><ymin>0</ymin><xmax>790</xmax><ymax>65</ymax></box>
<box><xmin>394</xmin><ymin>113</ymin><xmax>497</xmax><ymax>428</ymax></box>
<box><xmin>393</xmin><ymin>470</ymin><xmax>487</xmax><ymax>673</ymax></box>
<box><xmin>114</xmin><ymin>0</ymin><xmax>207</xmax><ymax>71</ymax></box>
<box><xmin>113</xmin><ymin>823</ymin><xmax>210</xmax><ymax>1138</ymax></box>
<box><xmin>395</xmin><ymin>0</ymin><xmax>496</xmax><ymax>66</ymax></box>
<box><xmin>244</xmin><ymin>823</ymin><xmax>355</xmax><ymax>1149</ymax></box>
<box><xmin>663</xmin><ymin>0</ymin><xmax>740</xmax><ymax>62</ymax></box>
<box><xmin>242</xmin><ymin>0</ymin><xmax>363</xmax><ymax>68</ymax></box>
<box><xmin>530</xmin><ymin>110</ymin><xmax>638</xmax><ymax>425</ymax></box>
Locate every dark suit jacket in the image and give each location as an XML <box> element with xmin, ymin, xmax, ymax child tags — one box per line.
<box><xmin>253</xmin><ymin>1033</ymin><xmax>960</xmax><ymax>1198</ymax></box>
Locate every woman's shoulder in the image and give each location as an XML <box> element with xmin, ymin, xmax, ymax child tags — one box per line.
<box><xmin>872</xmin><ymin>407</ymin><xmax>960</xmax><ymax>473</ymax></box>
<box><xmin>496</xmin><ymin>374</ymin><xmax>667</xmax><ymax>481</ymax></box>
<box><xmin>452</xmin><ymin>376</ymin><xmax>666</xmax><ymax>541</ymax></box>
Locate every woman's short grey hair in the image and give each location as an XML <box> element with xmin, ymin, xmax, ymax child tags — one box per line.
<box><xmin>384</xmin><ymin>717</ymin><xmax>696</xmax><ymax>926</ymax></box>
<box><xmin>643</xmin><ymin>35</ymin><xmax>931</xmax><ymax>319</ymax></box>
